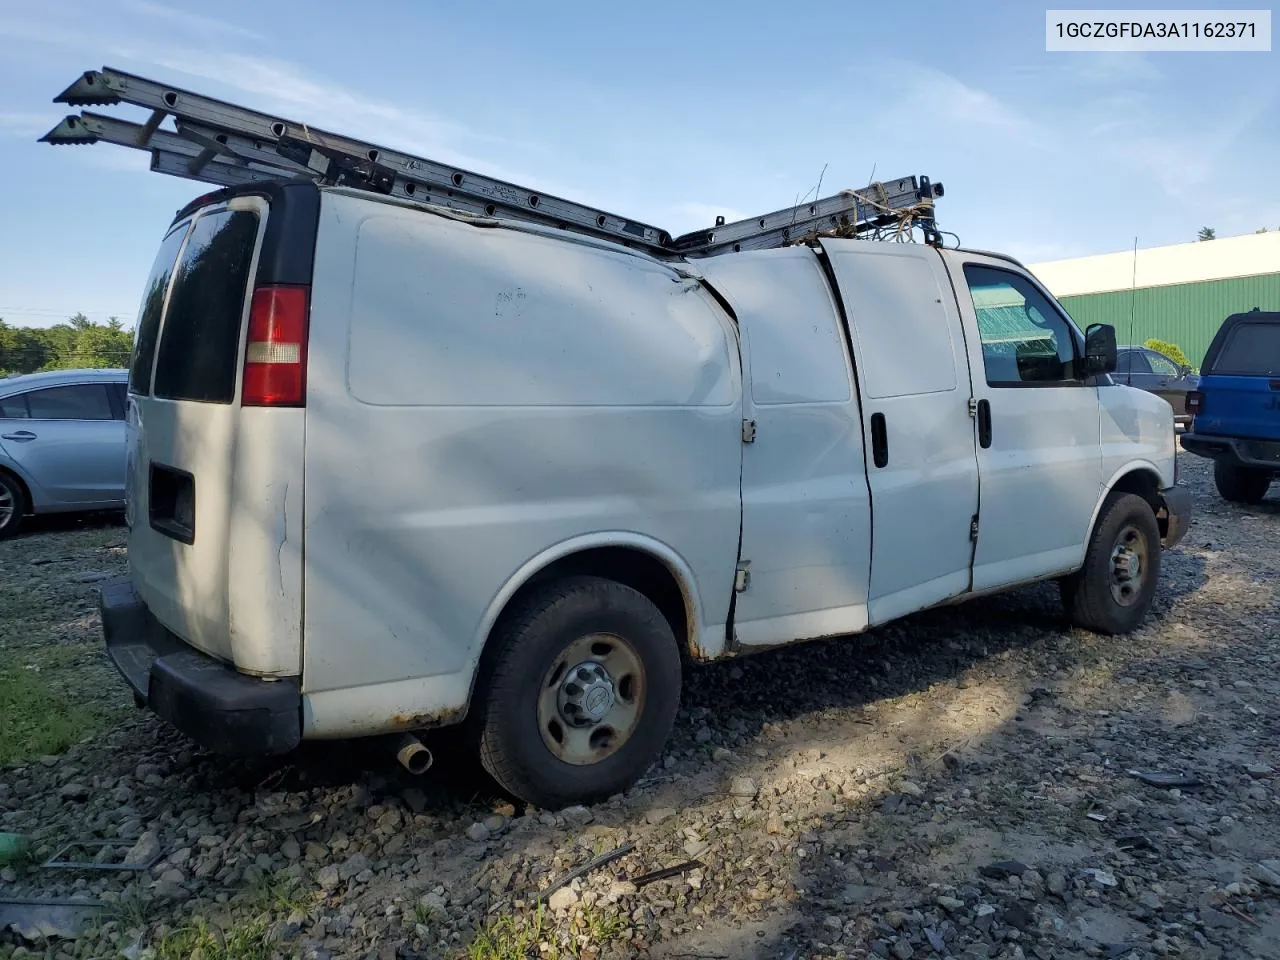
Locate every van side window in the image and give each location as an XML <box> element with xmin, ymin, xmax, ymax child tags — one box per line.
<box><xmin>130</xmin><ymin>222</ymin><xmax>191</xmax><ymax>396</ymax></box>
<box><xmin>963</xmin><ymin>265</ymin><xmax>1081</xmax><ymax>387</ymax></box>
<box><xmin>153</xmin><ymin>209</ymin><xmax>261</xmax><ymax>404</ymax></box>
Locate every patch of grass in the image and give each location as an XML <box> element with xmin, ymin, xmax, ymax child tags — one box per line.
<box><xmin>0</xmin><ymin>643</ymin><xmax>131</xmax><ymax>765</ymax></box>
<box><xmin>414</xmin><ymin>899</ymin><xmax>444</xmax><ymax>925</ymax></box>
<box><xmin>153</xmin><ymin>915</ymin><xmax>275</xmax><ymax>960</ymax></box>
<box><xmin>465</xmin><ymin>904</ymin><xmax>551</xmax><ymax>960</ymax></box>
<box><xmin>571</xmin><ymin>908</ymin><xmax>627</xmax><ymax>956</ymax></box>
<box><xmin>109</xmin><ymin>890</ymin><xmax>164</xmax><ymax>930</ymax></box>
<box><xmin>238</xmin><ymin>872</ymin><xmax>313</xmax><ymax>916</ymax></box>
<box><xmin>0</xmin><ymin>585</ymin><xmax>48</xmax><ymax>623</ymax></box>
<box><xmin>463</xmin><ymin>903</ymin><xmax>627</xmax><ymax>960</ymax></box>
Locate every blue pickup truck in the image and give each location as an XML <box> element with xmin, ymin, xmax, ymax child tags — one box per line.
<box><xmin>1181</xmin><ymin>310</ymin><xmax>1280</xmax><ymax>503</ymax></box>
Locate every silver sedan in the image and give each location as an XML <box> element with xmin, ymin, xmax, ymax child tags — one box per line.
<box><xmin>0</xmin><ymin>368</ymin><xmax>129</xmax><ymax>537</ymax></box>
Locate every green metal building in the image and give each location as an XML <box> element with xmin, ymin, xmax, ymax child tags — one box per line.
<box><xmin>1028</xmin><ymin>232</ymin><xmax>1280</xmax><ymax>369</ymax></box>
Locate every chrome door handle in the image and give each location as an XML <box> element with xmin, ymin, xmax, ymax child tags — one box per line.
<box><xmin>1</xmin><ymin>431</ymin><xmax>36</xmax><ymax>441</ymax></box>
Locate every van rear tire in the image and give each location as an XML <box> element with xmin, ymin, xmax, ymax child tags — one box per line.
<box><xmin>1214</xmin><ymin>460</ymin><xmax>1271</xmax><ymax>504</ymax></box>
<box><xmin>475</xmin><ymin>576</ymin><xmax>682</xmax><ymax>810</ymax></box>
<box><xmin>1060</xmin><ymin>492</ymin><xmax>1161</xmax><ymax>636</ymax></box>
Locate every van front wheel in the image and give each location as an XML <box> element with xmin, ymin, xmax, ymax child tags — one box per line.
<box><xmin>476</xmin><ymin>576</ymin><xmax>682</xmax><ymax>809</ymax></box>
<box><xmin>1060</xmin><ymin>492</ymin><xmax>1161</xmax><ymax>635</ymax></box>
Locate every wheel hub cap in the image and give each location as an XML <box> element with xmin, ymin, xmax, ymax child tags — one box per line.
<box><xmin>536</xmin><ymin>633</ymin><xmax>645</xmax><ymax>767</ymax></box>
<box><xmin>1108</xmin><ymin>523</ymin><xmax>1148</xmax><ymax>606</ymax></box>
<box><xmin>558</xmin><ymin>662</ymin><xmax>617</xmax><ymax>726</ymax></box>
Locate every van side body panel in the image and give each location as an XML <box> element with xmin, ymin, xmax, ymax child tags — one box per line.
<box><xmin>299</xmin><ymin>192</ymin><xmax>744</xmax><ymax>736</ymax></box>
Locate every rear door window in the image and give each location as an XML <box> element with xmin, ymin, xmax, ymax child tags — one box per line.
<box><xmin>153</xmin><ymin>208</ymin><xmax>261</xmax><ymax>404</ymax></box>
<box><xmin>1213</xmin><ymin>322</ymin><xmax>1280</xmax><ymax>376</ymax></box>
<box><xmin>25</xmin><ymin>384</ymin><xmax>114</xmax><ymax>420</ymax></box>
<box><xmin>129</xmin><ymin>222</ymin><xmax>191</xmax><ymax>395</ymax></box>
<box><xmin>0</xmin><ymin>394</ymin><xmax>30</xmax><ymax>418</ymax></box>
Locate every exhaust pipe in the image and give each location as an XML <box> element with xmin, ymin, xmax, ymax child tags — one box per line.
<box><xmin>393</xmin><ymin>732</ymin><xmax>433</xmax><ymax>775</ymax></box>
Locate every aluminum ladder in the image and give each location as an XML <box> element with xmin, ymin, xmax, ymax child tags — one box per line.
<box><xmin>39</xmin><ymin>66</ymin><xmax>944</xmax><ymax>257</ymax></box>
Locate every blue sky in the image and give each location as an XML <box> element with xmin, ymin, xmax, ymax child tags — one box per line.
<box><xmin>0</xmin><ymin>0</ymin><xmax>1276</xmax><ymax>329</ymax></box>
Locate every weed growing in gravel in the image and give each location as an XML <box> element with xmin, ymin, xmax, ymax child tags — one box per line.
<box><xmin>152</xmin><ymin>915</ymin><xmax>274</xmax><ymax>960</ymax></box>
<box><xmin>464</xmin><ymin>903</ymin><xmax>627</xmax><ymax>960</ymax></box>
<box><xmin>238</xmin><ymin>871</ymin><xmax>313</xmax><ymax>916</ymax></box>
<box><xmin>465</xmin><ymin>904</ymin><xmax>551</xmax><ymax>960</ymax></box>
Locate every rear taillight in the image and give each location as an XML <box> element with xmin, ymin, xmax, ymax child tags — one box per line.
<box><xmin>243</xmin><ymin>284</ymin><xmax>309</xmax><ymax>407</ymax></box>
<box><xmin>1185</xmin><ymin>390</ymin><xmax>1204</xmax><ymax>416</ymax></box>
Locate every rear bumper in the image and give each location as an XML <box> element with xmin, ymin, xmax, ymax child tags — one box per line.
<box><xmin>99</xmin><ymin>578</ymin><xmax>301</xmax><ymax>755</ymax></box>
<box><xmin>1158</xmin><ymin>484</ymin><xmax>1193</xmax><ymax>550</ymax></box>
<box><xmin>1181</xmin><ymin>433</ymin><xmax>1280</xmax><ymax>472</ymax></box>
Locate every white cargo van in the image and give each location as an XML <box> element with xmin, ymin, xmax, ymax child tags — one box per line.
<box><xmin>101</xmin><ymin>179</ymin><xmax>1191</xmax><ymax>809</ymax></box>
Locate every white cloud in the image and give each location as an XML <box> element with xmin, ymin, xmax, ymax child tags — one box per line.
<box><xmin>0</xmin><ymin>7</ymin><xmax>554</xmax><ymax>190</ymax></box>
<box><xmin>664</xmin><ymin>202</ymin><xmax>753</xmax><ymax>235</ymax></box>
<box><xmin>123</xmin><ymin>0</ymin><xmax>266</xmax><ymax>42</ymax></box>
<box><xmin>0</xmin><ymin>112</ymin><xmax>55</xmax><ymax>138</ymax></box>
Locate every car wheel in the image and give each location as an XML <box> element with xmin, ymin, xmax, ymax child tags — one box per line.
<box><xmin>0</xmin><ymin>471</ymin><xmax>25</xmax><ymax>539</ymax></box>
<box><xmin>1060</xmin><ymin>492</ymin><xmax>1161</xmax><ymax>635</ymax></box>
<box><xmin>475</xmin><ymin>575</ymin><xmax>682</xmax><ymax>810</ymax></box>
<box><xmin>1213</xmin><ymin>460</ymin><xmax>1271</xmax><ymax>504</ymax></box>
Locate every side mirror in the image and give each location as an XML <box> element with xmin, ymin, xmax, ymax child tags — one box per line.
<box><xmin>1083</xmin><ymin>323</ymin><xmax>1117</xmax><ymax>377</ymax></box>
<box><xmin>1178</xmin><ymin>364</ymin><xmax>1193</xmax><ymax>377</ymax></box>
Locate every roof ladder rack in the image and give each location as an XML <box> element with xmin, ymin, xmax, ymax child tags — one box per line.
<box><xmin>39</xmin><ymin>66</ymin><xmax>944</xmax><ymax>257</ymax></box>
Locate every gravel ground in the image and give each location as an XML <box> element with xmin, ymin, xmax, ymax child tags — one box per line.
<box><xmin>2</xmin><ymin>451</ymin><xmax>1279</xmax><ymax>960</ymax></box>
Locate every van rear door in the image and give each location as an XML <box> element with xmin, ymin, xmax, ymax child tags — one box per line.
<box><xmin>125</xmin><ymin>182</ymin><xmax>317</xmax><ymax>678</ymax></box>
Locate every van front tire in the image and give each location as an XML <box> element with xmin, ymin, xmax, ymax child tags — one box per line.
<box><xmin>1214</xmin><ymin>460</ymin><xmax>1271</xmax><ymax>504</ymax></box>
<box><xmin>475</xmin><ymin>576</ymin><xmax>682</xmax><ymax>810</ymax></box>
<box><xmin>1060</xmin><ymin>492</ymin><xmax>1161</xmax><ymax>636</ymax></box>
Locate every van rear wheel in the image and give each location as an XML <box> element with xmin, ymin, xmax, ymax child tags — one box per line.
<box><xmin>1214</xmin><ymin>460</ymin><xmax>1271</xmax><ymax>504</ymax></box>
<box><xmin>1059</xmin><ymin>492</ymin><xmax>1161</xmax><ymax>635</ymax></box>
<box><xmin>475</xmin><ymin>576</ymin><xmax>682</xmax><ymax>809</ymax></box>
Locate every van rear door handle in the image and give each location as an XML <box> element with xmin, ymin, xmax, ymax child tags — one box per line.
<box><xmin>870</xmin><ymin>412</ymin><xmax>889</xmax><ymax>468</ymax></box>
<box><xmin>976</xmin><ymin>399</ymin><xmax>992</xmax><ymax>448</ymax></box>
<box><xmin>1</xmin><ymin>431</ymin><xmax>36</xmax><ymax>442</ymax></box>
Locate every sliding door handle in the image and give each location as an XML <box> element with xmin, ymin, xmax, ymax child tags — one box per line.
<box><xmin>977</xmin><ymin>399</ymin><xmax>992</xmax><ymax>449</ymax></box>
<box><xmin>870</xmin><ymin>412</ymin><xmax>889</xmax><ymax>468</ymax></box>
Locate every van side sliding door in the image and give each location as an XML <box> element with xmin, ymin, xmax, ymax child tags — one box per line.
<box><xmin>819</xmin><ymin>239</ymin><xmax>981</xmax><ymax>626</ymax></box>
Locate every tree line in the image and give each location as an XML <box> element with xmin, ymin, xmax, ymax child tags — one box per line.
<box><xmin>0</xmin><ymin>315</ymin><xmax>134</xmax><ymax>377</ymax></box>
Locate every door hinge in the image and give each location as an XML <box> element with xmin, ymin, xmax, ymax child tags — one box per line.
<box><xmin>741</xmin><ymin>419</ymin><xmax>757</xmax><ymax>443</ymax></box>
<box><xmin>967</xmin><ymin>396</ymin><xmax>978</xmax><ymax>417</ymax></box>
<box><xmin>734</xmin><ymin>564</ymin><xmax>750</xmax><ymax>592</ymax></box>
<box><xmin>970</xmin><ymin>515</ymin><xmax>979</xmax><ymax>541</ymax></box>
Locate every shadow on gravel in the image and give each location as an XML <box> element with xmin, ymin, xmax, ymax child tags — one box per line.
<box><xmin>671</xmin><ymin>560</ymin><xmax>1279</xmax><ymax>960</ymax></box>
